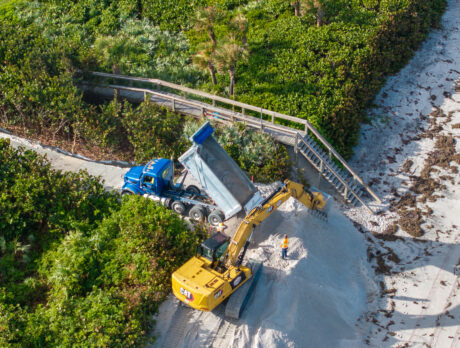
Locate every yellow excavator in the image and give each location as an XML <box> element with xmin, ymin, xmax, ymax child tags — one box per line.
<box><xmin>172</xmin><ymin>179</ymin><xmax>329</xmax><ymax>318</ymax></box>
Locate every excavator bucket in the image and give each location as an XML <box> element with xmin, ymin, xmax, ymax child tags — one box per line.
<box><xmin>179</xmin><ymin>122</ymin><xmax>263</xmax><ymax>220</ymax></box>
<box><xmin>308</xmin><ymin>186</ymin><xmax>331</xmax><ymax>220</ymax></box>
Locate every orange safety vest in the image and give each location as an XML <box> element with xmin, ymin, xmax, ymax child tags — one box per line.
<box><xmin>280</xmin><ymin>237</ymin><xmax>288</xmax><ymax>249</ymax></box>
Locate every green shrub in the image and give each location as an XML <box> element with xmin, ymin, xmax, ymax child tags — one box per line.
<box><xmin>35</xmin><ymin>196</ymin><xmax>206</xmax><ymax>347</ymax></box>
<box><xmin>91</xmin><ymin>18</ymin><xmax>203</xmax><ymax>83</ymax></box>
<box><xmin>121</xmin><ymin>101</ymin><xmax>190</xmax><ymax>162</ymax></box>
<box><xmin>0</xmin><ymin>138</ymin><xmax>118</xmax><ymax>307</ymax></box>
<box><xmin>141</xmin><ymin>0</ymin><xmax>207</xmax><ymax>31</ymax></box>
<box><xmin>0</xmin><ymin>141</ymin><xmax>207</xmax><ymax>346</ymax></box>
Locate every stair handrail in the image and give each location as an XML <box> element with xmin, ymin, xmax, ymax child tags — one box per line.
<box><xmin>89</xmin><ymin>71</ymin><xmax>305</xmax><ymax>125</ymax></box>
<box><xmin>98</xmin><ymin>83</ymin><xmax>301</xmax><ymax>137</ymax></box>
<box><xmin>297</xmin><ymin>135</ymin><xmax>375</xmax><ymax>214</ymax></box>
<box><xmin>298</xmin><ymin>127</ymin><xmax>381</xmax><ymax>204</ymax></box>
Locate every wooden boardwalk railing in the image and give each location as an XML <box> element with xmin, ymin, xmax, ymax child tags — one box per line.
<box><xmin>85</xmin><ymin>71</ymin><xmax>381</xmax><ymax>212</ymax></box>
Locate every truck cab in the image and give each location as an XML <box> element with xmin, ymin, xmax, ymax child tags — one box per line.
<box><xmin>122</xmin><ymin>158</ymin><xmax>173</xmax><ymax>196</ymax></box>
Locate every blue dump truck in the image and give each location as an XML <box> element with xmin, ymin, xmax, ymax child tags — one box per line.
<box><xmin>121</xmin><ymin>122</ymin><xmax>263</xmax><ymax>225</ymax></box>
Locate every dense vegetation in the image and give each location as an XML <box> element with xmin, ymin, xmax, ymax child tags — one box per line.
<box><xmin>0</xmin><ymin>0</ymin><xmax>446</xmax><ymax>164</ymax></box>
<box><xmin>0</xmin><ymin>0</ymin><xmax>289</xmax><ymax>182</ymax></box>
<box><xmin>0</xmin><ymin>139</ymin><xmax>207</xmax><ymax>346</ymax></box>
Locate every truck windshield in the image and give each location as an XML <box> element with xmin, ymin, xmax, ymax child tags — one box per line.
<box><xmin>143</xmin><ymin>176</ymin><xmax>154</xmax><ymax>184</ymax></box>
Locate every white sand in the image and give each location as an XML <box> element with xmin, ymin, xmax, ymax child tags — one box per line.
<box><xmin>345</xmin><ymin>0</ymin><xmax>460</xmax><ymax>345</ymax></box>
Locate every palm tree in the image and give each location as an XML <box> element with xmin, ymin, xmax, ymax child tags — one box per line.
<box><xmin>94</xmin><ymin>34</ymin><xmax>141</xmax><ymax>74</ymax></box>
<box><xmin>291</xmin><ymin>1</ymin><xmax>301</xmax><ymax>16</ymax></box>
<box><xmin>193</xmin><ymin>5</ymin><xmax>223</xmax><ymax>47</ymax></box>
<box><xmin>213</xmin><ymin>38</ymin><xmax>249</xmax><ymax>97</ymax></box>
<box><xmin>192</xmin><ymin>42</ymin><xmax>217</xmax><ymax>85</ymax></box>
<box><xmin>229</xmin><ymin>12</ymin><xmax>249</xmax><ymax>46</ymax></box>
<box><xmin>301</xmin><ymin>0</ymin><xmax>325</xmax><ymax>27</ymax></box>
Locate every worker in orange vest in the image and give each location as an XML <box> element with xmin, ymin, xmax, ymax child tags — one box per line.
<box><xmin>280</xmin><ymin>234</ymin><xmax>288</xmax><ymax>259</ymax></box>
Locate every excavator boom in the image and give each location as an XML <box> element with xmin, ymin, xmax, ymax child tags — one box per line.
<box><xmin>223</xmin><ymin>180</ymin><xmax>328</xmax><ymax>268</ymax></box>
<box><xmin>171</xmin><ymin>179</ymin><xmax>329</xmax><ymax>316</ymax></box>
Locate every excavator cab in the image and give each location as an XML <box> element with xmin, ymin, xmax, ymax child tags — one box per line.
<box><xmin>198</xmin><ymin>232</ymin><xmax>230</xmax><ymax>262</ymax></box>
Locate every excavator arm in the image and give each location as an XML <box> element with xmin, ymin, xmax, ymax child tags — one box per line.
<box><xmin>171</xmin><ymin>179</ymin><xmax>329</xmax><ymax>315</ymax></box>
<box><xmin>223</xmin><ymin>180</ymin><xmax>328</xmax><ymax>268</ymax></box>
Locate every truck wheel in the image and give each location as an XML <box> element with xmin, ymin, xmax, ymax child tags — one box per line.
<box><xmin>189</xmin><ymin>205</ymin><xmax>205</xmax><ymax>221</ymax></box>
<box><xmin>121</xmin><ymin>190</ymin><xmax>133</xmax><ymax>196</ymax></box>
<box><xmin>208</xmin><ymin>210</ymin><xmax>225</xmax><ymax>226</ymax></box>
<box><xmin>171</xmin><ymin>201</ymin><xmax>186</xmax><ymax>215</ymax></box>
<box><xmin>186</xmin><ymin>185</ymin><xmax>200</xmax><ymax>195</ymax></box>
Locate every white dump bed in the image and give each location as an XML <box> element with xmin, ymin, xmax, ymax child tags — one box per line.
<box><xmin>179</xmin><ymin>122</ymin><xmax>262</xmax><ymax>220</ymax></box>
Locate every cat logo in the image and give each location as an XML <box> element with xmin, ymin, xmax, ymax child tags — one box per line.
<box><xmin>180</xmin><ymin>287</ymin><xmax>194</xmax><ymax>301</ymax></box>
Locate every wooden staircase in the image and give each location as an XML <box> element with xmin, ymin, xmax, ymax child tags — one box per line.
<box><xmin>297</xmin><ymin>134</ymin><xmax>364</xmax><ymax>205</ymax></box>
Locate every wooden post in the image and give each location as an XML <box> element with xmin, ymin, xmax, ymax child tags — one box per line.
<box><xmin>242</xmin><ymin>108</ymin><xmax>245</xmax><ymax>116</ymax></box>
<box><xmin>212</xmin><ymin>99</ymin><xmax>216</xmax><ymax>107</ymax></box>
<box><xmin>201</xmin><ymin>107</ymin><xmax>204</xmax><ymax>117</ymax></box>
<box><xmin>144</xmin><ymin>91</ymin><xmax>147</xmax><ymax>102</ymax></box>
<box><xmin>271</xmin><ymin>112</ymin><xmax>275</xmax><ymax>124</ymax></box>
<box><xmin>172</xmin><ymin>98</ymin><xmax>175</xmax><ymax>112</ymax></box>
<box><xmin>294</xmin><ymin>133</ymin><xmax>299</xmax><ymax>165</ymax></box>
<box><xmin>260</xmin><ymin>109</ymin><xmax>263</xmax><ymax>130</ymax></box>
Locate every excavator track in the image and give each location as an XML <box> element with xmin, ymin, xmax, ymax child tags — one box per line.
<box><xmin>225</xmin><ymin>259</ymin><xmax>263</xmax><ymax>319</ymax></box>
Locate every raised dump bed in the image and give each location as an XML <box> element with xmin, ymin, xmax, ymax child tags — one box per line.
<box><xmin>179</xmin><ymin>122</ymin><xmax>263</xmax><ymax>220</ymax></box>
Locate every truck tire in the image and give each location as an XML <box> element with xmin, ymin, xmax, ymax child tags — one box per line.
<box><xmin>121</xmin><ymin>190</ymin><xmax>133</xmax><ymax>196</ymax></box>
<box><xmin>189</xmin><ymin>205</ymin><xmax>205</xmax><ymax>221</ymax></box>
<box><xmin>208</xmin><ymin>210</ymin><xmax>225</xmax><ymax>226</ymax></box>
<box><xmin>186</xmin><ymin>185</ymin><xmax>200</xmax><ymax>195</ymax></box>
<box><xmin>171</xmin><ymin>201</ymin><xmax>186</xmax><ymax>215</ymax></box>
